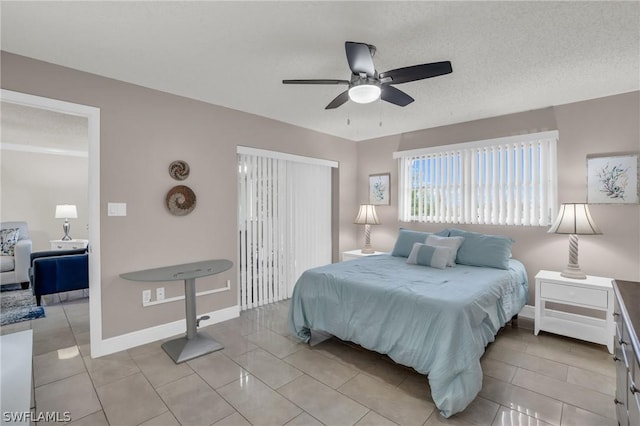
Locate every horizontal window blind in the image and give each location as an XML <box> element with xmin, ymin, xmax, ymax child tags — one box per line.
<box><xmin>237</xmin><ymin>147</ymin><xmax>335</xmax><ymax>310</ymax></box>
<box><xmin>395</xmin><ymin>131</ymin><xmax>558</xmax><ymax>226</ymax></box>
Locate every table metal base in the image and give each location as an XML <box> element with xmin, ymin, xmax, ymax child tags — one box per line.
<box><xmin>161</xmin><ymin>331</ymin><xmax>224</xmax><ymax>363</ymax></box>
<box><xmin>120</xmin><ymin>260</ymin><xmax>233</xmax><ymax>364</ymax></box>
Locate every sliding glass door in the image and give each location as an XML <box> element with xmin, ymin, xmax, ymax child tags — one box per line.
<box><xmin>237</xmin><ymin>147</ymin><xmax>336</xmax><ymax>310</ymax></box>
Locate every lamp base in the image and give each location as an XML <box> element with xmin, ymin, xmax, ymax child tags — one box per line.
<box><xmin>360</xmin><ymin>224</ymin><xmax>374</xmax><ymax>254</ymax></box>
<box><xmin>560</xmin><ymin>265</ymin><xmax>587</xmax><ymax>280</ymax></box>
<box><xmin>61</xmin><ymin>220</ymin><xmax>72</xmax><ymax>241</ymax></box>
<box><xmin>360</xmin><ymin>245</ymin><xmax>375</xmax><ymax>254</ymax></box>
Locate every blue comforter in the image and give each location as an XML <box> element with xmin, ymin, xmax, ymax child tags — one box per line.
<box><xmin>288</xmin><ymin>254</ymin><xmax>528</xmax><ymax>417</ymax></box>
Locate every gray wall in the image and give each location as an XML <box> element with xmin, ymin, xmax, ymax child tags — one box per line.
<box><xmin>1</xmin><ymin>52</ymin><xmax>359</xmax><ymax>338</ymax></box>
<box><xmin>355</xmin><ymin>91</ymin><xmax>640</xmax><ymax>302</ymax></box>
<box><xmin>3</xmin><ymin>50</ymin><xmax>638</xmax><ymax>339</ymax></box>
<box><xmin>0</xmin><ymin>149</ymin><xmax>89</xmax><ymax>250</ymax></box>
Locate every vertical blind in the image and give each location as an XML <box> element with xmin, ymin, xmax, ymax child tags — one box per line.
<box><xmin>237</xmin><ymin>147</ymin><xmax>336</xmax><ymax>310</ymax></box>
<box><xmin>394</xmin><ymin>131</ymin><xmax>558</xmax><ymax>226</ymax></box>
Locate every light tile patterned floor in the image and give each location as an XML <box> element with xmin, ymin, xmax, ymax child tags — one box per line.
<box><xmin>1</xmin><ymin>292</ymin><xmax>617</xmax><ymax>426</ymax></box>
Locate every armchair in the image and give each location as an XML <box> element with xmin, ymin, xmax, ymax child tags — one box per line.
<box><xmin>1</xmin><ymin>221</ymin><xmax>32</xmax><ymax>289</ymax></box>
<box><xmin>30</xmin><ymin>248</ymin><xmax>89</xmax><ymax>306</ymax></box>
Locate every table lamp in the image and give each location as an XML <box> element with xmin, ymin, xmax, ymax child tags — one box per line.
<box><xmin>354</xmin><ymin>204</ymin><xmax>380</xmax><ymax>254</ymax></box>
<box><xmin>55</xmin><ymin>204</ymin><xmax>78</xmax><ymax>241</ymax></box>
<box><xmin>548</xmin><ymin>203</ymin><xmax>601</xmax><ymax>279</ymax></box>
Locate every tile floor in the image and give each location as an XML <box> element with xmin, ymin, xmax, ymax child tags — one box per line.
<box><xmin>1</xmin><ymin>292</ymin><xmax>618</xmax><ymax>426</ymax></box>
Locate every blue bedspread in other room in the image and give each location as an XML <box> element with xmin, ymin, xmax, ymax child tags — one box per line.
<box><xmin>288</xmin><ymin>254</ymin><xmax>528</xmax><ymax>418</ymax></box>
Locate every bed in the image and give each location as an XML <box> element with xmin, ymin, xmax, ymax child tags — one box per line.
<box><xmin>288</xmin><ymin>228</ymin><xmax>528</xmax><ymax>418</ymax></box>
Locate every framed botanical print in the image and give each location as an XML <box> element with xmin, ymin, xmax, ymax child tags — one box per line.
<box><xmin>369</xmin><ymin>173</ymin><xmax>390</xmax><ymax>205</ymax></box>
<box><xmin>587</xmin><ymin>152</ymin><xmax>639</xmax><ymax>204</ymax></box>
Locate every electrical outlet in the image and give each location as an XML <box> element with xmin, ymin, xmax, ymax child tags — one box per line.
<box><xmin>142</xmin><ymin>290</ymin><xmax>151</xmax><ymax>304</ymax></box>
<box><xmin>156</xmin><ymin>287</ymin><xmax>165</xmax><ymax>301</ymax></box>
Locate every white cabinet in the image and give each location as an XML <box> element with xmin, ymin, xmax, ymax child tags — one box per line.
<box><xmin>534</xmin><ymin>270</ymin><xmax>614</xmax><ymax>353</ymax></box>
<box><xmin>0</xmin><ymin>330</ymin><xmax>33</xmax><ymax>426</ymax></box>
<box><xmin>49</xmin><ymin>239</ymin><xmax>89</xmax><ymax>251</ymax></box>
<box><xmin>341</xmin><ymin>249</ymin><xmax>385</xmax><ymax>261</ymax></box>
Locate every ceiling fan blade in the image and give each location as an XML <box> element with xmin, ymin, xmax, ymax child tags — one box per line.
<box><xmin>325</xmin><ymin>90</ymin><xmax>350</xmax><ymax>109</ymax></box>
<box><xmin>379</xmin><ymin>61</ymin><xmax>452</xmax><ymax>85</ymax></box>
<box><xmin>381</xmin><ymin>85</ymin><xmax>414</xmax><ymax>107</ymax></box>
<box><xmin>283</xmin><ymin>79</ymin><xmax>350</xmax><ymax>85</ymax></box>
<box><xmin>345</xmin><ymin>41</ymin><xmax>375</xmax><ymax>77</ymax></box>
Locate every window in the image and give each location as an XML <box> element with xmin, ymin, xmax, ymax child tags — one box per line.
<box><xmin>394</xmin><ymin>131</ymin><xmax>558</xmax><ymax>226</ymax></box>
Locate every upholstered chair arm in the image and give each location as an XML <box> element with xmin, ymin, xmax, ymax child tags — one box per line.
<box><xmin>13</xmin><ymin>239</ymin><xmax>32</xmax><ymax>283</ymax></box>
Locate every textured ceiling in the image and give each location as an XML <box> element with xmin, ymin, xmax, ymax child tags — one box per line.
<box><xmin>1</xmin><ymin>1</ymin><xmax>638</xmax><ymax>141</ymax></box>
<box><xmin>1</xmin><ymin>102</ymin><xmax>88</xmax><ymax>151</ymax></box>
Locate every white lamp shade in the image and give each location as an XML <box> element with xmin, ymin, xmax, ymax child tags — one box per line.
<box><xmin>548</xmin><ymin>203</ymin><xmax>601</xmax><ymax>235</ymax></box>
<box><xmin>55</xmin><ymin>204</ymin><xmax>78</xmax><ymax>219</ymax></box>
<box><xmin>354</xmin><ymin>204</ymin><xmax>380</xmax><ymax>225</ymax></box>
<box><xmin>348</xmin><ymin>84</ymin><xmax>381</xmax><ymax>104</ymax></box>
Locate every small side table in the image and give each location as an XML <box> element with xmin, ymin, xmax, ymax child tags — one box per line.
<box><xmin>342</xmin><ymin>249</ymin><xmax>385</xmax><ymax>261</ymax></box>
<box><xmin>121</xmin><ymin>259</ymin><xmax>233</xmax><ymax>363</ymax></box>
<box><xmin>50</xmin><ymin>239</ymin><xmax>89</xmax><ymax>251</ymax></box>
<box><xmin>535</xmin><ymin>270</ymin><xmax>614</xmax><ymax>353</ymax></box>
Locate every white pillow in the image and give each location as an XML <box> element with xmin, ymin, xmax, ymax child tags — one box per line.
<box><xmin>406</xmin><ymin>242</ymin><xmax>450</xmax><ymax>270</ymax></box>
<box><xmin>425</xmin><ymin>235</ymin><xmax>464</xmax><ymax>267</ymax></box>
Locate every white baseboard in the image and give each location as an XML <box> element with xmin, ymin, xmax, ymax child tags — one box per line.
<box><xmin>519</xmin><ymin>304</ymin><xmax>535</xmax><ymax>319</ymax></box>
<box><xmin>90</xmin><ymin>305</ymin><xmax>239</xmax><ymax>358</ymax></box>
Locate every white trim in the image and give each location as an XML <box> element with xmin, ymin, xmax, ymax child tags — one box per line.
<box><xmin>1</xmin><ymin>89</ymin><xmax>103</xmax><ymax>360</ymax></box>
<box><xmin>142</xmin><ymin>280</ymin><xmax>231</xmax><ymax>307</ymax></box>
<box><xmin>90</xmin><ymin>305</ymin><xmax>239</xmax><ymax>358</ymax></box>
<box><xmin>0</xmin><ymin>142</ymin><xmax>88</xmax><ymax>158</ymax></box>
<box><xmin>237</xmin><ymin>146</ymin><xmax>338</xmax><ymax>168</ymax></box>
<box><xmin>519</xmin><ymin>304</ymin><xmax>535</xmax><ymax>319</ymax></box>
<box><xmin>393</xmin><ymin>130</ymin><xmax>559</xmax><ymax>158</ymax></box>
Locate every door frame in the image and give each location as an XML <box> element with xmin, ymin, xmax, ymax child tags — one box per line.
<box><xmin>1</xmin><ymin>89</ymin><xmax>102</xmax><ymax>355</ymax></box>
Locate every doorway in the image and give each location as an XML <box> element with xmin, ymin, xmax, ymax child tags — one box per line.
<box><xmin>1</xmin><ymin>89</ymin><xmax>101</xmax><ymax>356</ymax></box>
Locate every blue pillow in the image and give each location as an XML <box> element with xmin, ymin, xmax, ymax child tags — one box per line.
<box><xmin>448</xmin><ymin>229</ymin><xmax>513</xmax><ymax>270</ymax></box>
<box><xmin>406</xmin><ymin>243</ymin><xmax>450</xmax><ymax>269</ymax></box>
<box><xmin>391</xmin><ymin>228</ymin><xmax>449</xmax><ymax>258</ymax></box>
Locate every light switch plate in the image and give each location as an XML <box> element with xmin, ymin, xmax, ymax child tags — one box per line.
<box><xmin>108</xmin><ymin>202</ymin><xmax>127</xmax><ymax>216</ymax></box>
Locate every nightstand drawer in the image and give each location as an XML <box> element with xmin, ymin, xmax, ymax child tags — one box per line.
<box><xmin>50</xmin><ymin>239</ymin><xmax>89</xmax><ymax>251</ymax></box>
<box><xmin>540</xmin><ymin>281</ymin><xmax>607</xmax><ymax>308</ymax></box>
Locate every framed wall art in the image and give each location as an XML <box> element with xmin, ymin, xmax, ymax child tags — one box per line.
<box><xmin>587</xmin><ymin>152</ymin><xmax>639</xmax><ymax>204</ymax></box>
<box><xmin>369</xmin><ymin>173</ymin><xmax>390</xmax><ymax>205</ymax></box>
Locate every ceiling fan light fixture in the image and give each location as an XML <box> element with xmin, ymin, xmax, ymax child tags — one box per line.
<box><xmin>348</xmin><ymin>84</ymin><xmax>381</xmax><ymax>104</ymax></box>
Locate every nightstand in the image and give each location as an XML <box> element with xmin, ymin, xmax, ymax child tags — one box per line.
<box><xmin>50</xmin><ymin>239</ymin><xmax>89</xmax><ymax>251</ymax></box>
<box><xmin>342</xmin><ymin>249</ymin><xmax>385</xmax><ymax>261</ymax></box>
<box><xmin>535</xmin><ymin>270</ymin><xmax>614</xmax><ymax>353</ymax></box>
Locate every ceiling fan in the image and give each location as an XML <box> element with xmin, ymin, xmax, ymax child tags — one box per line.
<box><xmin>282</xmin><ymin>41</ymin><xmax>452</xmax><ymax>109</ymax></box>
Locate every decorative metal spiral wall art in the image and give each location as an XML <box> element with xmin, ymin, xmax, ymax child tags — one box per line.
<box><xmin>166</xmin><ymin>185</ymin><xmax>196</xmax><ymax>216</ymax></box>
<box><xmin>169</xmin><ymin>160</ymin><xmax>190</xmax><ymax>181</ymax></box>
